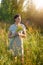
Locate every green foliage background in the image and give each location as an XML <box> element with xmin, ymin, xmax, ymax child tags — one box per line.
<box><xmin>0</xmin><ymin>0</ymin><xmax>43</xmax><ymax>65</ymax></box>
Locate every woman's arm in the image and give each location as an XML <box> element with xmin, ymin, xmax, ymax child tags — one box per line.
<box><xmin>18</xmin><ymin>31</ymin><xmax>26</xmax><ymax>38</ymax></box>
<box><xmin>8</xmin><ymin>31</ymin><xmax>14</xmax><ymax>38</ymax></box>
<box><xmin>8</xmin><ymin>31</ymin><xmax>19</xmax><ymax>38</ymax></box>
<box><xmin>19</xmin><ymin>33</ymin><xmax>26</xmax><ymax>38</ymax></box>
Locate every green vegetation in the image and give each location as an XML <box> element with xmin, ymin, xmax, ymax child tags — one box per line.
<box><xmin>0</xmin><ymin>23</ymin><xmax>43</xmax><ymax>65</ymax></box>
<box><xmin>0</xmin><ymin>0</ymin><xmax>43</xmax><ymax>65</ymax></box>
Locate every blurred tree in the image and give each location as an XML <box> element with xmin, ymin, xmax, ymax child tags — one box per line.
<box><xmin>0</xmin><ymin>0</ymin><xmax>43</xmax><ymax>28</ymax></box>
<box><xmin>0</xmin><ymin>0</ymin><xmax>25</xmax><ymax>23</ymax></box>
<box><xmin>0</xmin><ymin>0</ymin><xmax>17</xmax><ymax>22</ymax></box>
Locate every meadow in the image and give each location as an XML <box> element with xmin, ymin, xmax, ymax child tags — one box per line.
<box><xmin>0</xmin><ymin>22</ymin><xmax>43</xmax><ymax>65</ymax></box>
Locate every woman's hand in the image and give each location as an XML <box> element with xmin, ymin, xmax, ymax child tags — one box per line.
<box><xmin>18</xmin><ymin>32</ymin><xmax>26</xmax><ymax>38</ymax></box>
<box><xmin>8</xmin><ymin>31</ymin><xmax>26</xmax><ymax>38</ymax></box>
<box><xmin>8</xmin><ymin>31</ymin><xmax>19</xmax><ymax>38</ymax></box>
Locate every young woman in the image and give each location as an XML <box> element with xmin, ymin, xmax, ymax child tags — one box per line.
<box><xmin>8</xmin><ymin>14</ymin><xmax>26</xmax><ymax>64</ymax></box>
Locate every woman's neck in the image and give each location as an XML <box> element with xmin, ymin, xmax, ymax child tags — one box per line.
<box><xmin>15</xmin><ymin>22</ymin><xmax>20</xmax><ymax>26</ymax></box>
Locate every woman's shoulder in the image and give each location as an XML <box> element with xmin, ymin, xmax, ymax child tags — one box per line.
<box><xmin>21</xmin><ymin>23</ymin><xmax>26</xmax><ymax>28</ymax></box>
<box><xmin>21</xmin><ymin>23</ymin><xmax>25</xmax><ymax>26</ymax></box>
<box><xmin>9</xmin><ymin>24</ymin><xmax>15</xmax><ymax>31</ymax></box>
<box><xmin>9</xmin><ymin>24</ymin><xmax>15</xmax><ymax>28</ymax></box>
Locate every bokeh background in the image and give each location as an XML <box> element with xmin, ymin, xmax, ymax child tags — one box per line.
<box><xmin>0</xmin><ymin>0</ymin><xmax>43</xmax><ymax>65</ymax></box>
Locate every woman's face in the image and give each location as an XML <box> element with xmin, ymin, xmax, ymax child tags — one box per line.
<box><xmin>15</xmin><ymin>16</ymin><xmax>21</xmax><ymax>23</ymax></box>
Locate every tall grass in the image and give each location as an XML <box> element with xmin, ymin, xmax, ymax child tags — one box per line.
<box><xmin>0</xmin><ymin>22</ymin><xmax>43</xmax><ymax>65</ymax></box>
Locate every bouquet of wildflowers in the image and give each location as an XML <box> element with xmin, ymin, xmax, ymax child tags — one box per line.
<box><xmin>16</xmin><ymin>25</ymin><xmax>23</xmax><ymax>32</ymax></box>
<box><xmin>12</xmin><ymin>25</ymin><xmax>23</xmax><ymax>37</ymax></box>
